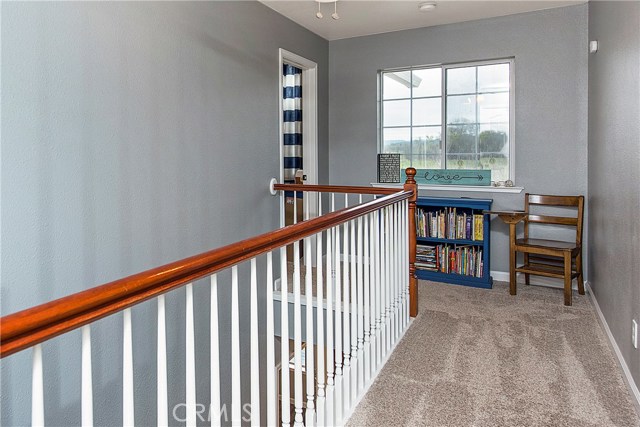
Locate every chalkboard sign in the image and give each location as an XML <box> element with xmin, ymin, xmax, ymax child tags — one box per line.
<box><xmin>377</xmin><ymin>154</ymin><xmax>401</xmax><ymax>183</ymax></box>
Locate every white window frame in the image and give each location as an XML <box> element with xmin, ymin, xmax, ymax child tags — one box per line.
<box><xmin>378</xmin><ymin>58</ymin><xmax>515</xmax><ymax>183</ymax></box>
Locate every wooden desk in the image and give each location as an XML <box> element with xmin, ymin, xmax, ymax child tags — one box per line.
<box><xmin>484</xmin><ymin>210</ymin><xmax>527</xmax><ymax>296</ymax></box>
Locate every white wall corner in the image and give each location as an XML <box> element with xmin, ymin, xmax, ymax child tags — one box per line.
<box><xmin>586</xmin><ymin>282</ymin><xmax>640</xmax><ymax>416</ymax></box>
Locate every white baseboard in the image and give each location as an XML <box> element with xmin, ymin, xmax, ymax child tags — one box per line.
<box><xmin>586</xmin><ymin>282</ymin><xmax>640</xmax><ymax>416</ymax></box>
<box><xmin>490</xmin><ymin>270</ymin><xmax>581</xmax><ymax>290</ymax></box>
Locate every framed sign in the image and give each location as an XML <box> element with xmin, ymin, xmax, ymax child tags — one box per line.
<box><xmin>402</xmin><ymin>169</ymin><xmax>491</xmax><ymax>186</ymax></box>
<box><xmin>377</xmin><ymin>154</ymin><xmax>401</xmax><ymax>183</ymax></box>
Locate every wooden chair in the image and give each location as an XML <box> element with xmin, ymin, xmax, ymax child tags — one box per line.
<box><xmin>510</xmin><ymin>194</ymin><xmax>585</xmax><ymax>306</ymax></box>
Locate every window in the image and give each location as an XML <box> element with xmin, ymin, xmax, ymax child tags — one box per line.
<box><xmin>380</xmin><ymin>59</ymin><xmax>513</xmax><ymax>183</ymax></box>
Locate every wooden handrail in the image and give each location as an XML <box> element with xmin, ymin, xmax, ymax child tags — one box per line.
<box><xmin>273</xmin><ymin>183</ymin><xmax>399</xmax><ymax>195</ymax></box>
<box><xmin>0</xmin><ymin>189</ymin><xmax>414</xmax><ymax>358</ymax></box>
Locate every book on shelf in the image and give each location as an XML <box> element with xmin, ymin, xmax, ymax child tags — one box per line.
<box><xmin>416</xmin><ymin>243</ymin><xmax>484</xmax><ymax>277</ymax></box>
<box><xmin>416</xmin><ymin>207</ymin><xmax>485</xmax><ymax>241</ymax></box>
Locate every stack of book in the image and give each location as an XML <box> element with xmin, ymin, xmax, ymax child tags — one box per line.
<box><xmin>415</xmin><ymin>244</ymin><xmax>484</xmax><ymax>277</ymax></box>
<box><xmin>416</xmin><ymin>208</ymin><xmax>484</xmax><ymax>241</ymax></box>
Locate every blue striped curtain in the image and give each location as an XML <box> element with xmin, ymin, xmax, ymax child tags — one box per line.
<box><xmin>283</xmin><ymin>64</ymin><xmax>303</xmax><ymax>198</ymax></box>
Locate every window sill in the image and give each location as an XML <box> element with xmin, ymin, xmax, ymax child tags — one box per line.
<box><xmin>371</xmin><ymin>182</ymin><xmax>524</xmax><ymax>194</ymax></box>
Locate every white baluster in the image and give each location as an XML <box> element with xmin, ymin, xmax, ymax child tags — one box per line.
<box><xmin>293</xmin><ymin>240</ymin><xmax>304</xmax><ymax>427</ymax></box>
<box><xmin>158</xmin><ymin>296</ymin><xmax>168</xmax><ymax>427</ymax></box>
<box><xmin>391</xmin><ymin>204</ymin><xmax>398</xmax><ymax>343</ymax></box>
<box><xmin>325</xmin><ymin>225</ymin><xmax>334</xmax><ymax>426</ymax></box>
<box><xmin>186</xmin><ymin>283</ymin><xmax>196</xmax><ymax>427</ymax></box>
<box><xmin>231</xmin><ymin>266</ymin><xmax>241</xmax><ymax>426</ymax></box>
<box><xmin>350</xmin><ymin>217</ymin><xmax>357</xmax><ymax>404</ymax></box>
<box><xmin>356</xmin><ymin>214</ymin><xmax>364</xmax><ymax>394</ymax></box>
<box><xmin>364</xmin><ymin>213</ymin><xmax>371</xmax><ymax>385</ymax></box>
<box><xmin>316</xmin><ymin>197</ymin><xmax>326</xmax><ymax>427</ymax></box>
<box><xmin>342</xmin><ymin>217</ymin><xmax>351</xmax><ymax>415</ymax></box>
<box><xmin>123</xmin><ymin>308</ymin><xmax>134</xmax><ymax>427</ymax></box>
<box><xmin>251</xmin><ymin>258</ymin><xmax>261</xmax><ymax>426</ymax></box>
<box><xmin>373</xmin><ymin>209</ymin><xmax>381</xmax><ymax>371</ymax></box>
<box><xmin>266</xmin><ymin>253</ymin><xmax>276</xmax><ymax>427</ymax></box>
<box><xmin>82</xmin><ymin>325</ymin><xmax>93</xmax><ymax>427</ymax></box>
<box><xmin>211</xmin><ymin>275</ymin><xmax>221</xmax><ymax>427</ymax></box>
<box><xmin>334</xmin><ymin>223</ymin><xmax>343</xmax><ymax>424</ymax></box>
<box><xmin>280</xmin><ymin>247</ymin><xmax>291</xmax><ymax>427</ymax></box>
<box><xmin>32</xmin><ymin>344</ymin><xmax>44</xmax><ymax>427</ymax></box>
<box><xmin>404</xmin><ymin>201</ymin><xmax>409</xmax><ymax>328</ymax></box>
<box><xmin>304</xmin><ymin>235</ymin><xmax>315</xmax><ymax>427</ymax></box>
<box><xmin>383</xmin><ymin>206</ymin><xmax>392</xmax><ymax>356</ymax></box>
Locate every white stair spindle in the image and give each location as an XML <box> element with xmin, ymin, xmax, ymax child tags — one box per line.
<box><xmin>211</xmin><ymin>275</ymin><xmax>221</xmax><ymax>427</ymax></box>
<box><xmin>334</xmin><ymin>223</ymin><xmax>343</xmax><ymax>424</ymax></box>
<box><xmin>392</xmin><ymin>204</ymin><xmax>398</xmax><ymax>342</ymax></box>
<box><xmin>350</xmin><ymin>217</ymin><xmax>357</xmax><ymax>404</ymax></box>
<box><xmin>82</xmin><ymin>325</ymin><xmax>94</xmax><ymax>427</ymax></box>
<box><xmin>364</xmin><ymin>213</ymin><xmax>372</xmax><ymax>385</ymax></box>
<box><xmin>384</xmin><ymin>206</ymin><xmax>391</xmax><ymax>356</ymax></box>
<box><xmin>123</xmin><ymin>308</ymin><xmax>134</xmax><ymax>427</ymax></box>
<box><xmin>231</xmin><ymin>266</ymin><xmax>241</xmax><ymax>426</ymax></box>
<box><xmin>374</xmin><ymin>209</ymin><xmax>381</xmax><ymax>370</ymax></box>
<box><xmin>356</xmin><ymin>214</ymin><xmax>364</xmax><ymax>394</ymax></box>
<box><xmin>266</xmin><ymin>253</ymin><xmax>276</xmax><ymax>427</ymax></box>
<box><xmin>186</xmin><ymin>283</ymin><xmax>196</xmax><ymax>427</ymax></box>
<box><xmin>305</xmin><ymin>235</ymin><xmax>316</xmax><ymax>427</ymax></box>
<box><xmin>404</xmin><ymin>201</ymin><xmax>409</xmax><ymax>327</ymax></box>
<box><xmin>293</xmin><ymin>240</ymin><xmax>304</xmax><ymax>427</ymax></box>
<box><xmin>280</xmin><ymin>247</ymin><xmax>291</xmax><ymax>427</ymax></box>
<box><xmin>251</xmin><ymin>258</ymin><xmax>261</xmax><ymax>427</ymax></box>
<box><xmin>342</xmin><ymin>218</ymin><xmax>351</xmax><ymax>414</ymax></box>
<box><xmin>325</xmin><ymin>225</ymin><xmax>334</xmax><ymax>426</ymax></box>
<box><xmin>316</xmin><ymin>197</ymin><xmax>326</xmax><ymax>427</ymax></box>
<box><xmin>158</xmin><ymin>296</ymin><xmax>168</xmax><ymax>427</ymax></box>
<box><xmin>32</xmin><ymin>344</ymin><xmax>44</xmax><ymax>427</ymax></box>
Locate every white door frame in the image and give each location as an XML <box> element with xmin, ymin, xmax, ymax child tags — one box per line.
<box><xmin>279</xmin><ymin>48</ymin><xmax>318</xmax><ymax>227</ymax></box>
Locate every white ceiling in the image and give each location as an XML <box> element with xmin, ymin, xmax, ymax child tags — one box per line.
<box><xmin>260</xmin><ymin>0</ymin><xmax>585</xmax><ymax>41</ymax></box>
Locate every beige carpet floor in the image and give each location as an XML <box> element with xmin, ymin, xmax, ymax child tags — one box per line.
<box><xmin>347</xmin><ymin>280</ymin><xmax>640</xmax><ymax>427</ymax></box>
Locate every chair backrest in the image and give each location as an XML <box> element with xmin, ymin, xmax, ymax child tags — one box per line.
<box><xmin>524</xmin><ymin>194</ymin><xmax>585</xmax><ymax>246</ymax></box>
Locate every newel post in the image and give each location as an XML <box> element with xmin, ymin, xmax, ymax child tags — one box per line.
<box><xmin>403</xmin><ymin>167</ymin><xmax>418</xmax><ymax>317</ymax></box>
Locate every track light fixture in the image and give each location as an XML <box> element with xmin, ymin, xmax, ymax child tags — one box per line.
<box><xmin>315</xmin><ymin>0</ymin><xmax>339</xmax><ymax>20</ymax></box>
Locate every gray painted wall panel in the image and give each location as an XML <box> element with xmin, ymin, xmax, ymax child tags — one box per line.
<box><xmin>1</xmin><ymin>2</ymin><xmax>327</xmax><ymax>425</ymax></box>
<box><xmin>588</xmin><ymin>0</ymin><xmax>640</xmax><ymax>391</ymax></box>
<box><xmin>328</xmin><ymin>5</ymin><xmax>589</xmax><ymax>274</ymax></box>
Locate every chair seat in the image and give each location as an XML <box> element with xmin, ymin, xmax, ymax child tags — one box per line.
<box><xmin>515</xmin><ymin>238</ymin><xmax>578</xmax><ymax>251</ymax></box>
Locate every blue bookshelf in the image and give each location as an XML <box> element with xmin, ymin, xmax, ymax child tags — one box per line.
<box><xmin>414</xmin><ymin>197</ymin><xmax>493</xmax><ymax>289</ymax></box>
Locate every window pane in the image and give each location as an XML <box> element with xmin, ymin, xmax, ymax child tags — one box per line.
<box><xmin>446</xmin><ymin>95</ymin><xmax>476</xmax><ymax>124</ymax></box>
<box><xmin>478</xmin><ymin>93</ymin><xmax>509</xmax><ymax>123</ymax></box>
<box><xmin>447</xmin><ymin>66</ymin><xmax>476</xmax><ymax>95</ymax></box>
<box><xmin>413</xmin><ymin>126</ymin><xmax>441</xmax><ymax>154</ymax></box>
<box><xmin>412</xmin><ymin>154</ymin><xmax>442</xmax><ymax>169</ymax></box>
<box><xmin>413</xmin><ymin>126</ymin><xmax>442</xmax><ymax>169</ymax></box>
<box><xmin>412</xmin><ymin>98</ymin><xmax>441</xmax><ymax>126</ymax></box>
<box><xmin>382</xmin><ymin>127</ymin><xmax>411</xmax><ymax>156</ymax></box>
<box><xmin>446</xmin><ymin>124</ymin><xmax>477</xmax><ymax>154</ymax></box>
<box><xmin>479</xmin><ymin>124</ymin><xmax>508</xmax><ymax>155</ymax></box>
<box><xmin>446</xmin><ymin>153</ymin><xmax>481</xmax><ymax>170</ymax></box>
<box><xmin>478</xmin><ymin>63</ymin><xmax>509</xmax><ymax>93</ymax></box>
<box><xmin>383</xmin><ymin>71</ymin><xmax>411</xmax><ymax>100</ymax></box>
<box><xmin>412</xmin><ymin>68</ymin><xmax>441</xmax><ymax>98</ymax></box>
<box><xmin>383</xmin><ymin>100</ymin><xmax>410</xmax><ymax>127</ymax></box>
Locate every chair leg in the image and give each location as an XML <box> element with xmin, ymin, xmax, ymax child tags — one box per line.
<box><xmin>576</xmin><ymin>253</ymin><xmax>585</xmax><ymax>295</ymax></box>
<box><xmin>509</xmin><ymin>224</ymin><xmax>517</xmax><ymax>296</ymax></box>
<box><xmin>564</xmin><ymin>251</ymin><xmax>572</xmax><ymax>306</ymax></box>
<box><xmin>524</xmin><ymin>253</ymin><xmax>530</xmax><ymax>285</ymax></box>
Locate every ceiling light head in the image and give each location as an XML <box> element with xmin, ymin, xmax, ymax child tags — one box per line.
<box><xmin>419</xmin><ymin>2</ymin><xmax>437</xmax><ymax>12</ymax></box>
<box><xmin>316</xmin><ymin>11</ymin><xmax>323</xmax><ymax>19</ymax></box>
<box><xmin>332</xmin><ymin>12</ymin><xmax>340</xmax><ymax>20</ymax></box>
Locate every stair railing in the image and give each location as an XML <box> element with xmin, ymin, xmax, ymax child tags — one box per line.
<box><xmin>0</xmin><ymin>168</ymin><xmax>418</xmax><ymax>427</ymax></box>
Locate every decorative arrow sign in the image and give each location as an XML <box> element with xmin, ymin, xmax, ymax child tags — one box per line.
<box><xmin>402</xmin><ymin>169</ymin><xmax>491</xmax><ymax>186</ymax></box>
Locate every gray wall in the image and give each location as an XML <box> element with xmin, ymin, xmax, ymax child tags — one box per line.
<box><xmin>1</xmin><ymin>2</ymin><xmax>327</xmax><ymax>425</ymax></box>
<box><xmin>328</xmin><ymin>5</ymin><xmax>589</xmax><ymax>274</ymax></box>
<box><xmin>588</xmin><ymin>1</ymin><xmax>640</xmax><ymax>391</ymax></box>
